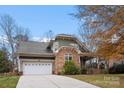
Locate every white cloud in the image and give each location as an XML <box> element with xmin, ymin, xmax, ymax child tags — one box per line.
<box><xmin>32</xmin><ymin>36</ymin><xmax>41</xmax><ymax>41</ymax></box>
<box><xmin>32</xmin><ymin>36</ymin><xmax>52</xmax><ymax>42</ymax></box>
<box><xmin>40</xmin><ymin>37</ymin><xmax>50</xmax><ymax>42</ymax></box>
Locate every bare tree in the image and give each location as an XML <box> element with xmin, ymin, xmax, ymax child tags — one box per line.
<box><xmin>14</xmin><ymin>25</ymin><xmax>30</xmax><ymax>43</ymax></box>
<box><xmin>79</xmin><ymin>25</ymin><xmax>98</xmax><ymax>52</ymax></box>
<box><xmin>0</xmin><ymin>15</ymin><xmax>16</xmax><ymax>66</ymax></box>
<box><xmin>45</xmin><ymin>30</ymin><xmax>54</xmax><ymax>41</ymax></box>
<box><xmin>0</xmin><ymin>14</ymin><xmax>30</xmax><ymax>69</ymax></box>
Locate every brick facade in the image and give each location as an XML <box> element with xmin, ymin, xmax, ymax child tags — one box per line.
<box><xmin>54</xmin><ymin>47</ymin><xmax>80</xmax><ymax>74</ymax></box>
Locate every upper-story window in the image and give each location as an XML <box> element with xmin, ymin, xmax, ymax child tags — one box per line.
<box><xmin>64</xmin><ymin>53</ymin><xmax>73</xmax><ymax>62</ymax></box>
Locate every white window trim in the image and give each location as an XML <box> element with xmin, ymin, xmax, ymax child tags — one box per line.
<box><xmin>64</xmin><ymin>53</ymin><xmax>73</xmax><ymax>62</ymax></box>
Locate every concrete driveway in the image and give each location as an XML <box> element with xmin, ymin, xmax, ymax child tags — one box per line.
<box><xmin>16</xmin><ymin>75</ymin><xmax>99</xmax><ymax>88</ymax></box>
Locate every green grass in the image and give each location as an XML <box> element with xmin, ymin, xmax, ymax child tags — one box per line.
<box><xmin>0</xmin><ymin>76</ymin><xmax>20</xmax><ymax>88</ymax></box>
<box><xmin>66</xmin><ymin>74</ymin><xmax>124</xmax><ymax>88</ymax></box>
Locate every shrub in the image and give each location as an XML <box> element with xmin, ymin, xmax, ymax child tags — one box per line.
<box><xmin>62</xmin><ymin>61</ymin><xmax>80</xmax><ymax>75</ymax></box>
<box><xmin>109</xmin><ymin>64</ymin><xmax>124</xmax><ymax>74</ymax></box>
<box><xmin>0</xmin><ymin>61</ymin><xmax>12</xmax><ymax>73</ymax></box>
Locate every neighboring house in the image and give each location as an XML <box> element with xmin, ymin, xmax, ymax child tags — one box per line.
<box><xmin>16</xmin><ymin>34</ymin><xmax>91</xmax><ymax>75</ymax></box>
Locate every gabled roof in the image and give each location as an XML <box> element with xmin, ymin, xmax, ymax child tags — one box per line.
<box><xmin>16</xmin><ymin>41</ymin><xmax>53</xmax><ymax>56</ymax></box>
<box><xmin>16</xmin><ymin>34</ymin><xmax>90</xmax><ymax>56</ymax></box>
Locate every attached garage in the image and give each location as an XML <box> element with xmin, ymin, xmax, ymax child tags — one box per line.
<box><xmin>23</xmin><ymin>62</ymin><xmax>52</xmax><ymax>75</ymax></box>
<box><xmin>18</xmin><ymin>56</ymin><xmax>55</xmax><ymax>75</ymax></box>
<box><xmin>16</xmin><ymin>41</ymin><xmax>55</xmax><ymax>75</ymax></box>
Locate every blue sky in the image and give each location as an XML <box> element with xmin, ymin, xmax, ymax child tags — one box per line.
<box><xmin>0</xmin><ymin>5</ymin><xmax>79</xmax><ymax>41</ymax></box>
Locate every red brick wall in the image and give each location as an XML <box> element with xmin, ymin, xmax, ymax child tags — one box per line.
<box><xmin>54</xmin><ymin>47</ymin><xmax>80</xmax><ymax>74</ymax></box>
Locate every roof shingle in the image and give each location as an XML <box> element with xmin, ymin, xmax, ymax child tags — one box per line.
<box><xmin>16</xmin><ymin>41</ymin><xmax>53</xmax><ymax>55</ymax></box>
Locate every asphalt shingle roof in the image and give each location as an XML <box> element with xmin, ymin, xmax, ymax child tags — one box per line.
<box><xmin>16</xmin><ymin>41</ymin><xmax>53</xmax><ymax>55</ymax></box>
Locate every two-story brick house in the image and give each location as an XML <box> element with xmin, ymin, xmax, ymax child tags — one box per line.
<box><xmin>16</xmin><ymin>34</ymin><xmax>90</xmax><ymax>75</ymax></box>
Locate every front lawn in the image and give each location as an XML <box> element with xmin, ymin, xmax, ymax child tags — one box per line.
<box><xmin>66</xmin><ymin>74</ymin><xmax>124</xmax><ymax>88</ymax></box>
<box><xmin>0</xmin><ymin>76</ymin><xmax>20</xmax><ymax>88</ymax></box>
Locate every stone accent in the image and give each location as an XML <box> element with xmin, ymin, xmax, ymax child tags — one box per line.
<box><xmin>54</xmin><ymin>47</ymin><xmax>80</xmax><ymax>74</ymax></box>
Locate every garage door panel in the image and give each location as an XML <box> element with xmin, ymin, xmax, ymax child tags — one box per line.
<box><xmin>23</xmin><ymin>62</ymin><xmax>52</xmax><ymax>75</ymax></box>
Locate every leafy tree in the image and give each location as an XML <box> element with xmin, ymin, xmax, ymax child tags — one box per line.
<box><xmin>0</xmin><ymin>48</ymin><xmax>12</xmax><ymax>73</ymax></box>
<box><xmin>74</xmin><ymin>6</ymin><xmax>124</xmax><ymax>62</ymax></box>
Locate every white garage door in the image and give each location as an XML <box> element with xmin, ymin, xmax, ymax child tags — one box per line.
<box><xmin>23</xmin><ymin>62</ymin><xmax>52</xmax><ymax>75</ymax></box>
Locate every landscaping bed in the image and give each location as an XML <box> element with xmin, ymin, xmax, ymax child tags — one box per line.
<box><xmin>66</xmin><ymin>74</ymin><xmax>124</xmax><ymax>88</ymax></box>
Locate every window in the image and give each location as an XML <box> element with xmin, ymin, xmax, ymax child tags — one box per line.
<box><xmin>64</xmin><ymin>53</ymin><xmax>72</xmax><ymax>62</ymax></box>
